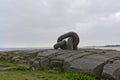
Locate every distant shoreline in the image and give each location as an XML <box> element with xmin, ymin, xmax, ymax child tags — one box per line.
<box><xmin>86</xmin><ymin>45</ymin><xmax>120</xmax><ymax>47</ymax></box>
<box><xmin>104</xmin><ymin>45</ymin><xmax>120</xmax><ymax>47</ymax></box>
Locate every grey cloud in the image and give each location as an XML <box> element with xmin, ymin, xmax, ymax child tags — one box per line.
<box><xmin>0</xmin><ymin>0</ymin><xmax>120</xmax><ymax>47</ymax></box>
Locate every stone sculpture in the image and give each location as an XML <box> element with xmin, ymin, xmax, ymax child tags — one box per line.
<box><xmin>53</xmin><ymin>32</ymin><xmax>80</xmax><ymax>50</ymax></box>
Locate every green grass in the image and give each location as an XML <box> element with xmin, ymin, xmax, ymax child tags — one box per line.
<box><xmin>0</xmin><ymin>70</ymin><xmax>96</xmax><ymax>80</ymax></box>
<box><xmin>0</xmin><ymin>60</ymin><xmax>96</xmax><ymax>80</ymax></box>
<box><xmin>0</xmin><ymin>60</ymin><xmax>16</xmax><ymax>65</ymax></box>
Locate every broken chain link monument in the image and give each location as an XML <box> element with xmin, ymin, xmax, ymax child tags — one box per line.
<box><xmin>53</xmin><ymin>32</ymin><xmax>80</xmax><ymax>50</ymax></box>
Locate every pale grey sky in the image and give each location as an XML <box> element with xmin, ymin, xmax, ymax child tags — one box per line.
<box><xmin>0</xmin><ymin>0</ymin><xmax>120</xmax><ymax>48</ymax></box>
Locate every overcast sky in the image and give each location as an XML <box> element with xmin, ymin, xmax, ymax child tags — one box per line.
<box><xmin>0</xmin><ymin>0</ymin><xmax>120</xmax><ymax>48</ymax></box>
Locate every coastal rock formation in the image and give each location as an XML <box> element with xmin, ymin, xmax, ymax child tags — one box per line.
<box><xmin>54</xmin><ymin>32</ymin><xmax>80</xmax><ymax>50</ymax></box>
<box><xmin>0</xmin><ymin>49</ymin><xmax>120</xmax><ymax>80</ymax></box>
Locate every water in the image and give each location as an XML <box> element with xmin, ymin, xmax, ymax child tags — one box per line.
<box><xmin>0</xmin><ymin>46</ymin><xmax>120</xmax><ymax>51</ymax></box>
<box><xmin>0</xmin><ymin>47</ymin><xmax>52</xmax><ymax>52</ymax></box>
<box><xmin>86</xmin><ymin>46</ymin><xmax>120</xmax><ymax>51</ymax></box>
<box><xmin>0</xmin><ymin>47</ymin><xmax>120</xmax><ymax>52</ymax></box>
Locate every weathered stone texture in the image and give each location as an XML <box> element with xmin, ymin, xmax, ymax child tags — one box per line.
<box><xmin>103</xmin><ymin>60</ymin><xmax>120</xmax><ymax>80</ymax></box>
<box><xmin>0</xmin><ymin>49</ymin><xmax>120</xmax><ymax>80</ymax></box>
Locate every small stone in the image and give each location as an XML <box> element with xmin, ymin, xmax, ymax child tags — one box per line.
<box><xmin>31</xmin><ymin>60</ymin><xmax>40</xmax><ymax>70</ymax></box>
<box><xmin>0</xmin><ymin>67</ymin><xmax>16</xmax><ymax>71</ymax></box>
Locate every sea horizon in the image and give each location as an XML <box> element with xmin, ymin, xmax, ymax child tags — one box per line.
<box><xmin>0</xmin><ymin>46</ymin><xmax>120</xmax><ymax>52</ymax></box>
<box><xmin>0</xmin><ymin>47</ymin><xmax>52</xmax><ymax>52</ymax></box>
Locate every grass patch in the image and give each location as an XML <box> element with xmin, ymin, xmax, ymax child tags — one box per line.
<box><xmin>0</xmin><ymin>70</ymin><xmax>96</xmax><ymax>80</ymax></box>
<box><xmin>0</xmin><ymin>60</ymin><xmax>16</xmax><ymax>67</ymax></box>
<box><xmin>0</xmin><ymin>61</ymin><xmax>96</xmax><ymax>80</ymax></box>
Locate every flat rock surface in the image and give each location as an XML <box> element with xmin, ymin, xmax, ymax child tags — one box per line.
<box><xmin>0</xmin><ymin>48</ymin><xmax>120</xmax><ymax>80</ymax></box>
